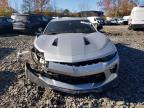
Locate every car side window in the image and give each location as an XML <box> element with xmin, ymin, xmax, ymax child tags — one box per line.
<box><xmin>36</xmin><ymin>16</ymin><xmax>42</xmax><ymax>21</ymax></box>
<box><xmin>29</xmin><ymin>16</ymin><xmax>34</xmax><ymax>22</ymax></box>
<box><xmin>2</xmin><ymin>18</ymin><xmax>8</xmax><ymax>23</ymax></box>
<box><xmin>6</xmin><ymin>18</ymin><xmax>13</xmax><ymax>23</ymax></box>
<box><xmin>30</xmin><ymin>16</ymin><xmax>41</xmax><ymax>22</ymax></box>
<box><xmin>42</xmin><ymin>16</ymin><xmax>48</xmax><ymax>21</ymax></box>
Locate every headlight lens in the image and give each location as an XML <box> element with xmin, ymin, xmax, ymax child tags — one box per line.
<box><xmin>100</xmin><ymin>52</ymin><xmax>117</xmax><ymax>62</ymax></box>
<box><xmin>31</xmin><ymin>46</ymin><xmax>44</xmax><ymax>59</ymax></box>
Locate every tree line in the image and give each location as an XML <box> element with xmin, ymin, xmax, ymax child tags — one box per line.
<box><xmin>100</xmin><ymin>0</ymin><xmax>139</xmax><ymax>17</ymax></box>
<box><xmin>0</xmin><ymin>0</ymin><xmax>140</xmax><ymax>17</ymax></box>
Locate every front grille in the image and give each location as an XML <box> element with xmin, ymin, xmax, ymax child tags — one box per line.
<box><xmin>13</xmin><ymin>25</ymin><xmax>25</xmax><ymax>28</ymax></box>
<box><xmin>42</xmin><ymin>72</ymin><xmax>106</xmax><ymax>84</ymax></box>
<box><xmin>13</xmin><ymin>23</ymin><xmax>26</xmax><ymax>29</ymax></box>
<box><xmin>54</xmin><ymin>54</ymin><xmax>117</xmax><ymax>67</ymax></box>
<box><xmin>110</xmin><ymin>65</ymin><xmax>117</xmax><ymax>73</ymax></box>
<box><xmin>55</xmin><ymin>59</ymin><xmax>100</xmax><ymax>66</ymax></box>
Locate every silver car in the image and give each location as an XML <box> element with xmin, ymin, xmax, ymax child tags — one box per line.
<box><xmin>25</xmin><ymin>18</ymin><xmax>119</xmax><ymax>94</ymax></box>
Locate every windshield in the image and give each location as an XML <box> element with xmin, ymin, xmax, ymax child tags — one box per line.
<box><xmin>44</xmin><ymin>20</ymin><xmax>96</xmax><ymax>34</ymax></box>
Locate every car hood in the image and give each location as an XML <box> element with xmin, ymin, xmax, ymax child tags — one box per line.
<box><xmin>34</xmin><ymin>32</ymin><xmax>116</xmax><ymax>62</ymax></box>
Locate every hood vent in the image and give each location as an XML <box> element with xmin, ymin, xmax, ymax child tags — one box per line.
<box><xmin>52</xmin><ymin>38</ymin><xmax>58</xmax><ymax>46</ymax></box>
<box><xmin>84</xmin><ymin>37</ymin><xmax>90</xmax><ymax>45</ymax></box>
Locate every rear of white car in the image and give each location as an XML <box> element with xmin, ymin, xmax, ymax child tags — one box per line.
<box><xmin>129</xmin><ymin>6</ymin><xmax>144</xmax><ymax>30</ymax></box>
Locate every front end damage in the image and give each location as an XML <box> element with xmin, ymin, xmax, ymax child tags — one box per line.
<box><xmin>24</xmin><ymin>47</ymin><xmax>119</xmax><ymax>94</ymax></box>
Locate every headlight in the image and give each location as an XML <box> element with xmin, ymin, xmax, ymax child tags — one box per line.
<box><xmin>31</xmin><ymin>46</ymin><xmax>44</xmax><ymax>60</ymax></box>
<box><xmin>100</xmin><ymin>52</ymin><xmax>117</xmax><ymax>62</ymax></box>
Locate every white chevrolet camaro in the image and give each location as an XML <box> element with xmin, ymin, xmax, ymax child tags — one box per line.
<box><xmin>25</xmin><ymin>18</ymin><xmax>119</xmax><ymax>94</ymax></box>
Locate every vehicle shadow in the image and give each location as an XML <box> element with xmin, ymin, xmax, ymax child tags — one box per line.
<box><xmin>57</xmin><ymin>43</ymin><xmax>144</xmax><ymax>104</ymax></box>
<box><xmin>95</xmin><ymin>43</ymin><xmax>144</xmax><ymax>103</ymax></box>
<box><xmin>133</xmin><ymin>28</ymin><xmax>144</xmax><ymax>31</ymax></box>
<box><xmin>0</xmin><ymin>48</ymin><xmax>16</xmax><ymax>60</ymax></box>
<box><xmin>0</xmin><ymin>71</ymin><xmax>16</xmax><ymax>96</ymax></box>
<box><xmin>0</xmin><ymin>31</ymin><xmax>19</xmax><ymax>37</ymax></box>
<box><xmin>0</xmin><ymin>31</ymin><xmax>35</xmax><ymax>37</ymax></box>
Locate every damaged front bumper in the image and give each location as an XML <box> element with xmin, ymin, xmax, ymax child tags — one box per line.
<box><xmin>25</xmin><ymin>63</ymin><xmax>119</xmax><ymax>94</ymax></box>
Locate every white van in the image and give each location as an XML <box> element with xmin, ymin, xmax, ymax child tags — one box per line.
<box><xmin>128</xmin><ymin>6</ymin><xmax>144</xmax><ymax>30</ymax></box>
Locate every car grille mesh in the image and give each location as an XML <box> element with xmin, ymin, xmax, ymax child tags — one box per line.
<box><xmin>54</xmin><ymin>59</ymin><xmax>101</xmax><ymax>67</ymax></box>
<box><xmin>42</xmin><ymin>72</ymin><xmax>106</xmax><ymax>84</ymax></box>
<box><xmin>54</xmin><ymin>53</ymin><xmax>117</xmax><ymax>67</ymax></box>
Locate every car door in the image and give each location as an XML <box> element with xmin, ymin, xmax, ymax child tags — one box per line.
<box><xmin>0</xmin><ymin>19</ymin><xmax>4</xmax><ymax>32</ymax></box>
<box><xmin>34</xmin><ymin>15</ymin><xmax>47</xmax><ymax>31</ymax></box>
<box><xmin>29</xmin><ymin>15</ymin><xmax>41</xmax><ymax>31</ymax></box>
<box><xmin>4</xmin><ymin>18</ymin><xmax>13</xmax><ymax>30</ymax></box>
<box><xmin>41</xmin><ymin>16</ymin><xmax>52</xmax><ymax>26</ymax></box>
<box><xmin>0</xmin><ymin>18</ymin><xmax>10</xmax><ymax>33</ymax></box>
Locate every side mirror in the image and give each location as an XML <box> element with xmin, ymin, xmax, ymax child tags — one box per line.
<box><xmin>35</xmin><ymin>27</ymin><xmax>43</xmax><ymax>36</ymax></box>
<box><xmin>35</xmin><ymin>32</ymin><xmax>41</xmax><ymax>37</ymax></box>
<box><xmin>38</xmin><ymin>27</ymin><xmax>43</xmax><ymax>33</ymax></box>
<box><xmin>7</xmin><ymin>19</ymin><xmax>15</xmax><ymax>23</ymax></box>
<box><xmin>12</xmin><ymin>19</ymin><xmax>15</xmax><ymax>23</ymax></box>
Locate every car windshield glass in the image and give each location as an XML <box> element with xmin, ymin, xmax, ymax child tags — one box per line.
<box><xmin>44</xmin><ymin>20</ymin><xmax>96</xmax><ymax>34</ymax></box>
<box><xmin>15</xmin><ymin>15</ymin><xmax>28</xmax><ymax>21</ymax></box>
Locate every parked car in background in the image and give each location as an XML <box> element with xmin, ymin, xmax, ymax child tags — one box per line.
<box><xmin>25</xmin><ymin>18</ymin><xmax>119</xmax><ymax>94</ymax></box>
<box><xmin>117</xmin><ymin>18</ymin><xmax>125</xmax><ymax>25</ymax></box>
<box><xmin>117</xmin><ymin>18</ymin><xmax>129</xmax><ymax>25</ymax></box>
<box><xmin>96</xmin><ymin>17</ymin><xmax>105</xmax><ymax>25</ymax></box>
<box><xmin>105</xmin><ymin>19</ymin><xmax>118</xmax><ymax>25</ymax></box>
<box><xmin>128</xmin><ymin>6</ymin><xmax>144</xmax><ymax>30</ymax></box>
<box><xmin>0</xmin><ymin>16</ymin><xmax>13</xmax><ymax>33</ymax></box>
<box><xmin>123</xmin><ymin>16</ymin><xmax>130</xmax><ymax>25</ymax></box>
<box><xmin>87</xmin><ymin>16</ymin><xmax>103</xmax><ymax>30</ymax></box>
<box><xmin>12</xmin><ymin>14</ymin><xmax>53</xmax><ymax>33</ymax></box>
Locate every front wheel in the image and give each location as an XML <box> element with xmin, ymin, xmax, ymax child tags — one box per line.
<box><xmin>128</xmin><ymin>25</ymin><xmax>132</xmax><ymax>30</ymax></box>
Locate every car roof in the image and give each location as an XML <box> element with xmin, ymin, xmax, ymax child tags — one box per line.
<box><xmin>51</xmin><ymin>17</ymin><xmax>88</xmax><ymax>22</ymax></box>
<box><xmin>0</xmin><ymin>16</ymin><xmax>10</xmax><ymax>19</ymax></box>
<box><xmin>0</xmin><ymin>16</ymin><xmax>10</xmax><ymax>18</ymax></box>
<box><xmin>15</xmin><ymin>14</ymin><xmax>43</xmax><ymax>16</ymax></box>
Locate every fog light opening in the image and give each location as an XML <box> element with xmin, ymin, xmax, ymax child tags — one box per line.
<box><xmin>110</xmin><ymin>65</ymin><xmax>117</xmax><ymax>73</ymax></box>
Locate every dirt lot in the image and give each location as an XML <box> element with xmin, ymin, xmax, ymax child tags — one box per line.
<box><xmin>0</xmin><ymin>25</ymin><xmax>144</xmax><ymax>108</ymax></box>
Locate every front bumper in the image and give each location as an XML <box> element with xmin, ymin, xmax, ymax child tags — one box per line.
<box><xmin>25</xmin><ymin>57</ymin><xmax>119</xmax><ymax>94</ymax></box>
<box><xmin>131</xmin><ymin>24</ymin><xmax>144</xmax><ymax>29</ymax></box>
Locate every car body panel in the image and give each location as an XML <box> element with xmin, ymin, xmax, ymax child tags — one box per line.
<box><xmin>47</xmin><ymin>53</ymin><xmax>119</xmax><ymax>77</ymax></box>
<box><xmin>25</xmin><ymin>61</ymin><xmax>119</xmax><ymax>94</ymax></box>
<box><xmin>34</xmin><ymin>32</ymin><xmax>116</xmax><ymax>63</ymax></box>
<box><xmin>0</xmin><ymin>17</ymin><xmax>13</xmax><ymax>33</ymax></box>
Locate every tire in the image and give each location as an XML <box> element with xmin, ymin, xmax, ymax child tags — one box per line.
<box><xmin>128</xmin><ymin>25</ymin><xmax>132</xmax><ymax>30</ymax></box>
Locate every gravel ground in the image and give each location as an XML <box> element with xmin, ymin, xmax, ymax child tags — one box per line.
<box><xmin>0</xmin><ymin>25</ymin><xmax>144</xmax><ymax>108</ymax></box>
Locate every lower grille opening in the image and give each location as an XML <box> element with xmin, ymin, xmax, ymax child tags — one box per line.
<box><xmin>42</xmin><ymin>72</ymin><xmax>106</xmax><ymax>84</ymax></box>
<box><xmin>110</xmin><ymin>65</ymin><xmax>117</xmax><ymax>73</ymax></box>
